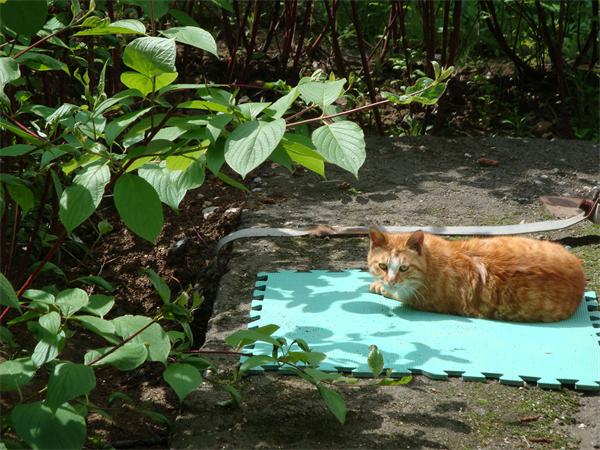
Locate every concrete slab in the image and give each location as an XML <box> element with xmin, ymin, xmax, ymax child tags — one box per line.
<box><xmin>172</xmin><ymin>136</ymin><xmax>599</xmax><ymax>449</ymax></box>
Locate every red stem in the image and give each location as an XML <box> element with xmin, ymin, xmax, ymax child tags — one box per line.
<box><xmin>16</xmin><ymin>231</ymin><xmax>67</xmax><ymax>298</ymax></box>
<box><xmin>286</xmin><ymin>99</ymin><xmax>390</xmax><ymax>128</ymax></box>
<box><xmin>0</xmin><ymin>231</ymin><xmax>68</xmax><ymax>323</ymax></box>
<box><xmin>292</xmin><ymin>0</ymin><xmax>313</xmax><ymax>75</ymax></box>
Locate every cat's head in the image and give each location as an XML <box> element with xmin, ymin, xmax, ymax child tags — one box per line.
<box><xmin>368</xmin><ymin>228</ymin><xmax>427</xmax><ymax>299</ymax></box>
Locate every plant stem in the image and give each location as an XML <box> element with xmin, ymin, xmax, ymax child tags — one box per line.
<box><xmin>16</xmin><ymin>231</ymin><xmax>68</xmax><ymax>297</ymax></box>
<box><xmin>286</xmin><ymin>99</ymin><xmax>390</xmax><ymax>128</ymax></box>
<box><xmin>350</xmin><ymin>0</ymin><xmax>385</xmax><ymax>136</ymax></box>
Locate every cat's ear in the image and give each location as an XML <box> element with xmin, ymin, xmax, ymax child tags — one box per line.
<box><xmin>369</xmin><ymin>227</ymin><xmax>387</xmax><ymax>248</ymax></box>
<box><xmin>406</xmin><ymin>230</ymin><xmax>425</xmax><ymax>255</ymax></box>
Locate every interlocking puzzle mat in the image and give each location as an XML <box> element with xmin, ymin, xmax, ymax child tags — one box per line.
<box><xmin>245</xmin><ymin>270</ymin><xmax>600</xmax><ymax>390</ymax></box>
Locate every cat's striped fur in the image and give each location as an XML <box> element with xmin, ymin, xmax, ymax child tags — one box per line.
<box><xmin>368</xmin><ymin>229</ymin><xmax>585</xmax><ymax>322</ymax></box>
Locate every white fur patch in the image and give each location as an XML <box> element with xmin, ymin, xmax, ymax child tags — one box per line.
<box><xmin>474</xmin><ymin>258</ymin><xmax>487</xmax><ymax>284</ymax></box>
<box><xmin>388</xmin><ymin>256</ymin><xmax>401</xmax><ymax>279</ymax></box>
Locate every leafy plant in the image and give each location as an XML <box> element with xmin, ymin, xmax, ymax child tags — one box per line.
<box><xmin>0</xmin><ymin>1</ymin><xmax>449</xmax><ymax>447</ymax></box>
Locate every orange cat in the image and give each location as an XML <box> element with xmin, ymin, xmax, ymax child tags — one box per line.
<box><xmin>368</xmin><ymin>229</ymin><xmax>585</xmax><ymax>322</ymax></box>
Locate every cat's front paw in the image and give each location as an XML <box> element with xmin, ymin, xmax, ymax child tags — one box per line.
<box><xmin>370</xmin><ymin>280</ymin><xmax>387</xmax><ymax>295</ymax></box>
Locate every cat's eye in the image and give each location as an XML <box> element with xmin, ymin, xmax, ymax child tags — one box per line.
<box><xmin>378</xmin><ymin>263</ymin><xmax>388</xmax><ymax>271</ymax></box>
<box><xmin>399</xmin><ymin>265</ymin><xmax>409</xmax><ymax>272</ymax></box>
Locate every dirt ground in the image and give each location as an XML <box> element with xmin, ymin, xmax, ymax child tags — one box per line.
<box><xmin>171</xmin><ymin>136</ymin><xmax>599</xmax><ymax>449</ymax></box>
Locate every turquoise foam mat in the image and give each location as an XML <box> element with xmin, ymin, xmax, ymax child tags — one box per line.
<box><xmin>245</xmin><ymin>270</ymin><xmax>600</xmax><ymax>390</ymax></box>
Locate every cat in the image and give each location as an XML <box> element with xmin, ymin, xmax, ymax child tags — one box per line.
<box><xmin>367</xmin><ymin>228</ymin><xmax>585</xmax><ymax>322</ymax></box>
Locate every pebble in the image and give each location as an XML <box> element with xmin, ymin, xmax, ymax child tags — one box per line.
<box><xmin>168</xmin><ymin>238</ymin><xmax>189</xmax><ymax>257</ymax></box>
<box><xmin>251</xmin><ymin>187</ymin><xmax>263</xmax><ymax>192</ymax></box>
<box><xmin>225</xmin><ymin>207</ymin><xmax>240</xmax><ymax>215</ymax></box>
<box><xmin>540</xmin><ymin>174</ymin><xmax>549</xmax><ymax>179</ymax></box>
<box><xmin>578</xmin><ymin>423</ymin><xmax>586</xmax><ymax>429</ymax></box>
<box><xmin>464</xmin><ymin>152</ymin><xmax>472</xmax><ymax>158</ymax></box>
<box><xmin>202</xmin><ymin>206</ymin><xmax>218</xmax><ymax>219</ymax></box>
<box><xmin>253</xmin><ymin>177</ymin><xmax>262</xmax><ymax>184</ymax></box>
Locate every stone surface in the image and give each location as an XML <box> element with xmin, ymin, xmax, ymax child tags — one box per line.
<box><xmin>172</xmin><ymin>136</ymin><xmax>599</xmax><ymax>449</ymax></box>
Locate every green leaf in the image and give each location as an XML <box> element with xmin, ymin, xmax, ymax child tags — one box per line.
<box><xmin>211</xmin><ymin>0</ymin><xmax>233</xmax><ymax>13</ymax></box>
<box><xmin>0</xmin><ymin>325</ymin><xmax>16</xmax><ymax>348</ymax></box>
<box><xmin>264</xmin><ymin>87</ymin><xmax>299</xmax><ymax>119</ymax></box>
<box><xmin>281</xmin><ymin>133</ymin><xmax>325</xmax><ymax>176</ymax></box>
<box><xmin>239</xmin><ymin>355</ymin><xmax>277</xmax><ymax>373</ymax></box>
<box><xmin>75</xmin><ymin>19</ymin><xmax>146</xmax><ymax>36</ymax></box>
<box><xmin>405</xmin><ymin>77</ymin><xmax>447</xmax><ymax>105</ymax></box>
<box><xmin>31</xmin><ymin>332</ymin><xmax>63</xmax><ymax>367</ymax></box>
<box><xmin>225</xmin><ymin>324</ymin><xmax>280</xmax><ymax>348</ymax></box>
<box><xmin>112</xmin><ymin>315</ymin><xmax>170</xmax><ymax>363</ymax></box>
<box><xmin>159</xmin><ymin>26</ymin><xmax>218</xmax><ymax>56</ymax></box>
<box><xmin>15</xmin><ymin>52</ymin><xmax>69</xmax><ymax>74</ymax></box>
<box><xmin>178</xmin><ymin>157</ymin><xmax>206</xmax><ymax>190</ymax></box>
<box><xmin>75</xmin><ymin>275</ymin><xmax>114</xmax><ymax>292</ymax></box>
<box><xmin>22</xmin><ymin>289</ymin><xmax>55</xmax><ymax>306</ymax></box>
<box><xmin>82</xmin><ymin>294</ymin><xmax>115</xmax><ymax>318</ymax></box>
<box><xmin>237</xmin><ymin>102</ymin><xmax>272</xmax><ymax>120</ymax></box>
<box><xmin>123</xmin><ymin>36</ymin><xmax>176</xmax><ymax>77</ymax></box>
<box><xmin>367</xmin><ymin>344</ymin><xmax>384</xmax><ymax>377</ymax></box>
<box><xmin>217</xmin><ymin>383</ymin><xmax>241</xmax><ymax>407</ymax></box>
<box><xmin>214</xmin><ymin>170</ymin><xmax>248</xmax><ymax>191</ymax></box>
<box><xmin>269</xmin><ymin>145</ymin><xmax>293</xmax><ymax>171</ymax></box>
<box><xmin>74</xmin><ymin>315</ymin><xmax>118</xmax><ymax>344</ymax></box>
<box><xmin>127</xmin><ymin>0</ymin><xmax>170</xmax><ymax>19</ymax></box>
<box><xmin>45</xmin><ymin>362</ymin><xmax>96</xmax><ymax>412</ymax></box>
<box><xmin>311</xmin><ymin>121</ymin><xmax>365</xmax><ymax>177</ymax></box>
<box><xmin>317</xmin><ymin>384</ymin><xmax>347</xmax><ymax>424</ymax></box>
<box><xmin>120</xmin><ymin>71</ymin><xmax>178</xmax><ymax>96</ymax></box>
<box><xmin>303</xmin><ymin>367</ymin><xmax>346</xmax><ymax>383</ymax></box>
<box><xmin>224</xmin><ymin>119</ymin><xmax>285</xmax><ymax>178</ymax></box>
<box><xmin>85</xmin><ymin>343</ymin><xmax>148</xmax><ymax>371</ymax></box>
<box><xmin>56</xmin><ymin>288</ymin><xmax>89</xmax><ymax>317</ymax></box>
<box><xmin>105</xmin><ymin>106</ymin><xmax>153</xmax><ymax>146</ymax></box>
<box><xmin>0</xmin><ymin>0</ymin><xmax>47</xmax><ymax>37</ymax></box>
<box><xmin>0</xmin><ymin>358</ymin><xmax>36</xmax><ymax>392</ymax></box>
<box><xmin>168</xmin><ymin>8</ymin><xmax>200</xmax><ymax>26</ymax></box>
<box><xmin>0</xmin><ymin>271</ymin><xmax>21</xmax><ymax>311</ymax></box>
<box><xmin>114</xmin><ymin>173</ymin><xmax>164</xmax><ymax>243</ymax></box>
<box><xmin>282</xmin><ymin>351</ymin><xmax>326</xmax><ymax>367</ymax></box>
<box><xmin>163</xmin><ymin>363</ymin><xmax>202</xmax><ymax>402</ymax></box>
<box><xmin>0</xmin><ymin>144</ymin><xmax>36</xmax><ymax>157</ymax></box>
<box><xmin>141</xmin><ymin>268</ymin><xmax>170</xmax><ymax>303</ymax></box>
<box><xmin>0</xmin><ymin>57</ymin><xmax>20</xmax><ymax>105</ymax></box>
<box><xmin>177</xmin><ymin>100</ymin><xmax>231</xmax><ymax>113</ymax></box>
<box><xmin>59</xmin><ymin>162</ymin><xmax>110</xmax><ymax>233</ymax></box>
<box><xmin>206</xmin><ymin>114</ymin><xmax>232</xmax><ymax>143</ymax></box>
<box><xmin>11</xmin><ymin>401</ymin><xmax>86</xmax><ymax>450</ymax></box>
<box><xmin>431</xmin><ymin>60</ymin><xmax>441</xmax><ymax>80</ymax></box>
<box><xmin>6</xmin><ymin>182</ymin><xmax>33</xmax><ymax>214</ymax></box>
<box><xmin>38</xmin><ymin>312</ymin><xmax>61</xmax><ymax>335</ymax></box>
<box><xmin>137</xmin><ymin>163</ymin><xmax>188</xmax><ymax>211</ymax></box>
<box><xmin>298</xmin><ymin>79</ymin><xmax>346</xmax><ymax>107</ymax></box>
<box><xmin>377</xmin><ymin>375</ymin><xmax>413</xmax><ymax>386</ymax></box>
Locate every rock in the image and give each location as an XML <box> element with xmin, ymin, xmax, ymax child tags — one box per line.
<box><xmin>251</xmin><ymin>187</ymin><xmax>263</xmax><ymax>192</ymax></box>
<box><xmin>203</xmin><ymin>206</ymin><xmax>218</xmax><ymax>219</ymax></box>
<box><xmin>225</xmin><ymin>207</ymin><xmax>240</xmax><ymax>215</ymax></box>
<box><xmin>253</xmin><ymin>177</ymin><xmax>262</xmax><ymax>184</ymax></box>
<box><xmin>168</xmin><ymin>238</ymin><xmax>189</xmax><ymax>258</ymax></box>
